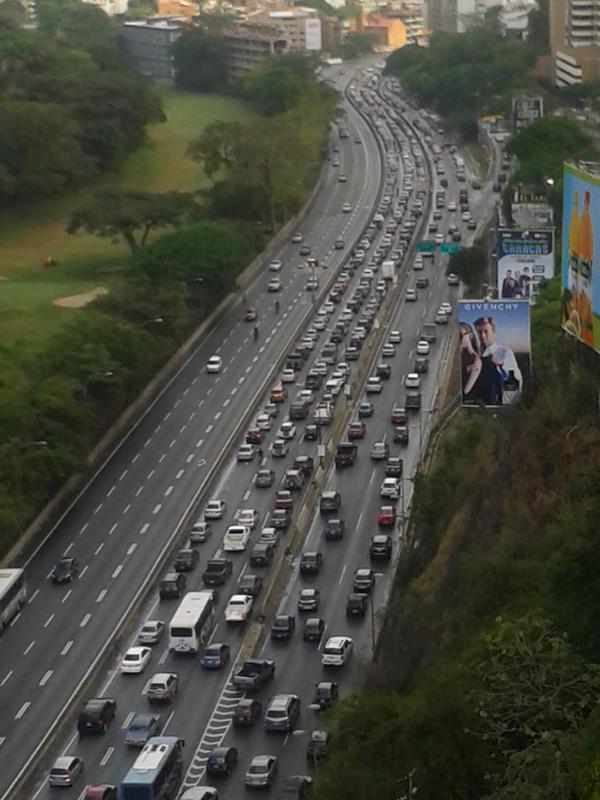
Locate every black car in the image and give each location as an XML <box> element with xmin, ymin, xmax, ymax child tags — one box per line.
<box><xmin>370</xmin><ymin>534</ymin><xmax>393</xmax><ymax>560</ymax></box>
<box><xmin>51</xmin><ymin>556</ymin><xmax>79</xmax><ymax>583</ymax></box>
<box><xmin>293</xmin><ymin>455</ymin><xmax>314</xmax><ymax>476</ymax></box>
<box><xmin>77</xmin><ymin>697</ymin><xmax>117</xmax><ymax>736</ymax></box>
<box><xmin>306</xmin><ymin>729</ymin><xmax>330</xmax><ymax>761</ymax></box>
<box><xmin>313</xmin><ymin>681</ymin><xmax>339</xmax><ymax>710</ymax></box>
<box><xmin>174</xmin><ymin>548</ymin><xmax>199</xmax><ymax>572</ymax></box>
<box><xmin>271</xmin><ymin>508</ymin><xmax>291</xmax><ymax>530</ymax></box>
<box><xmin>271</xmin><ymin>614</ymin><xmax>295</xmax><ymax>640</ymax></box>
<box><xmin>237</xmin><ymin>573</ymin><xmax>263</xmax><ymax>597</ymax></box>
<box><xmin>393</xmin><ymin>426</ymin><xmax>409</xmax><ymax>444</ymax></box>
<box><xmin>324</xmin><ymin>518</ymin><xmax>345</xmax><ymax>541</ymax></box>
<box><xmin>200</xmin><ymin>643</ymin><xmax>231</xmax><ymax>669</ymax></box>
<box><xmin>385</xmin><ymin>457</ymin><xmax>403</xmax><ymax>477</ymax></box>
<box><xmin>300</xmin><ymin>552</ymin><xmax>323</xmax><ymax>575</ymax></box>
<box><xmin>304</xmin><ymin>424</ymin><xmax>319</xmax><ymax>441</ymax></box>
<box><xmin>358</xmin><ymin>401</ymin><xmax>374</xmax><ymax>418</ymax></box>
<box><xmin>202</xmin><ymin>555</ymin><xmax>233</xmax><ymax>586</ymax></box>
<box><xmin>233</xmin><ymin>698</ymin><xmax>262</xmax><ymax>727</ymax></box>
<box><xmin>303</xmin><ymin>617</ymin><xmax>325</xmax><ymax>641</ymax></box>
<box><xmin>249</xmin><ymin>543</ymin><xmax>274</xmax><ymax>567</ymax></box>
<box><xmin>299</xmin><ymin>244</ymin><xmax>311</xmax><ymax>256</ymax></box>
<box><xmin>414</xmin><ymin>357</ymin><xmax>429</xmax><ymax>373</ymax></box>
<box><xmin>280</xmin><ymin>775</ymin><xmax>313</xmax><ymax>800</ymax></box>
<box><xmin>376</xmin><ymin>363</ymin><xmax>391</xmax><ymax>379</ymax></box>
<box><xmin>206</xmin><ymin>746</ymin><xmax>238</xmax><ymax>777</ymax></box>
<box><xmin>346</xmin><ymin>592</ymin><xmax>368</xmax><ymax>618</ymax></box>
<box><xmin>159</xmin><ymin>571</ymin><xmax>186</xmax><ymax>599</ymax></box>
<box><xmin>124</xmin><ymin>712</ymin><xmax>161</xmax><ymax>747</ymax></box>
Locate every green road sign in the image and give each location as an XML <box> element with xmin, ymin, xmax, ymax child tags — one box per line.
<box><xmin>416</xmin><ymin>240</ymin><xmax>436</xmax><ymax>253</ymax></box>
<box><xmin>440</xmin><ymin>243</ymin><xmax>460</xmax><ymax>254</ymax></box>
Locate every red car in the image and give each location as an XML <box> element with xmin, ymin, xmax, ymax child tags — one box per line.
<box><xmin>378</xmin><ymin>505</ymin><xmax>396</xmax><ymax>527</ymax></box>
<box><xmin>275</xmin><ymin>490</ymin><xmax>294</xmax><ymax>510</ymax></box>
<box><xmin>391</xmin><ymin>406</ymin><xmax>408</xmax><ymax>425</ymax></box>
<box><xmin>270</xmin><ymin>386</ymin><xmax>287</xmax><ymax>403</ymax></box>
<box><xmin>246</xmin><ymin>429</ymin><xmax>263</xmax><ymax>445</ymax></box>
<box><xmin>348</xmin><ymin>421</ymin><xmax>366</xmax><ymax>440</ymax></box>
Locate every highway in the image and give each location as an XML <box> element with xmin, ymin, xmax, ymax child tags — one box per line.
<box><xmin>1</xmin><ymin>61</ymin><xmax>501</xmax><ymax>800</ymax></box>
<box><xmin>0</xmin><ymin>66</ymin><xmax>382</xmax><ymax>800</ymax></box>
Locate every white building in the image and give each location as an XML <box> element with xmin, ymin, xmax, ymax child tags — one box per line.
<box><xmin>83</xmin><ymin>0</ymin><xmax>129</xmax><ymax>15</ymax></box>
<box><xmin>252</xmin><ymin>7</ymin><xmax>322</xmax><ymax>51</ymax></box>
<box><xmin>551</xmin><ymin>0</ymin><xmax>600</xmax><ymax>86</ymax></box>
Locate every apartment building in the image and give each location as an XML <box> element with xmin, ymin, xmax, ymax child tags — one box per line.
<box><xmin>551</xmin><ymin>0</ymin><xmax>600</xmax><ymax>85</ymax></box>
<box><xmin>224</xmin><ymin>20</ymin><xmax>289</xmax><ymax>80</ymax></box>
<box><xmin>121</xmin><ymin>16</ymin><xmax>184</xmax><ymax>82</ymax></box>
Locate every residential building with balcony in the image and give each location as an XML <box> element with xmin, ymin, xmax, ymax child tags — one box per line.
<box><xmin>551</xmin><ymin>0</ymin><xmax>600</xmax><ymax>85</ymax></box>
<box><xmin>224</xmin><ymin>20</ymin><xmax>289</xmax><ymax>80</ymax></box>
<box><xmin>121</xmin><ymin>16</ymin><xmax>185</xmax><ymax>83</ymax></box>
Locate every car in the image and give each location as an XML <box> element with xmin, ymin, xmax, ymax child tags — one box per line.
<box><xmin>371</xmin><ymin>441</ymin><xmax>390</xmax><ymax>460</ymax></box>
<box><xmin>270</xmin><ymin>439</ymin><xmax>289</xmax><ymax>457</ymax></box>
<box><xmin>334</xmin><ymin>238</ymin><xmax>344</xmax><ymax>249</ymax></box>
<box><xmin>180</xmin><ymin>790</ymin><xmax>218</xmax><ymax>800</ymax></box>
<box><xmin>370</xmin><ymin>534</ymin><xmax>392</xmax><ymax>560</ymax></box>
<box><xmin>124</xmin><ymin>712</ymin><xmax>161</xmax><ymax>747</ymax></box>
<box><xmin>322</xmin><ymin>636</ymin><xmax>353</xmax><ymax>667</ymax></box>
<box><xmin>416</xmin><ymin>276</ymin><xmax>429</xmax><ymax>289</ymax></box>
<box><xmin>461</xmin><ymin>210</ymin><xmax>470</xmax><ymax>222</ymax></box>
<box><xmin>348</xmin><ymin>421</ymin><xmax>366</xmax><ymax>439</ymax></box>
<box><xmin>378</xmin><ymin>505</ymin><xmax>397</xmax><ymax>526</ymax></box>
<box><xmin>346</xmin><ymin>593</ymin><xmax>368</xmax><ymax>618</ymax></box>
<box><xmin>206</xmin><ymin>746</ymin><xmax>238</xmax><ymax>777</ymax></box>
<box><xmin>324</xmin><ymin>518</ymin><xmax>345</xmax><ymax>541</ymax></box>
<box><xmin>255</xmin><ymin>413</ymin><xmax>271</xmax><ymax>431</ymax></box>
<box><xmin>385</xmin><ymin>456</ymin><xmax>403</xmax><ymax>477</ymax></box>
<box><xmin>388</xmin><ymin>330</ymin><xmax>402</xmax><ymax>343</ymax></box>
<box><xmin>271</xmin><ymin>614</ymin><xmax>295</xmax><ymax>640</ymax></box>
<box><xmin>264</xmin><ymin>694</ymin><xmax>301</xmax><ymax>732</ymax></box>
<box><xmin>268</xmin><ymin>278</ymin><xmax>281</xmax><ymax>292</ymax></box>
<box><xmin>237</xmin><ymin>444</ymin><xmax>255</xmax><ymax>462</ymax></box>
<box><xmin>233</xmin><ymin>697</ymin><xmax>263</xmax><ymax>727</ymax></box>
<box><xmin>415</xmin><ymin>357</ymin><xmax>429</xmax><ymax>373</ymax></box>
<box><xmin>406</xmin><ymin>288</ymin><xmax>417</xmax><ymax>301</ymax></box>
<box><xmin>332</xmin><ymin>158</ymin><xmax>340</xmax><ymax>167</ymax></box>
<box><xmin>204</xmin><ymin>499</ymin><xmax>226</xmax><ymax>520</ymax></box>
<box><xmin>120</xmin><ymin>646</ymin><xmax>151</xmax><ymax>674</ymax></box>
<box><xmin>313</xmin><ymin>681</ymin><xmax>339</xmax><ymax>709</ymax></box>
<box><xmin>440</xmin><ymin>301</ymin><xmax>453</xmax><ymax>315</ymax></box>
<box><xmin>245</xmin><ymin>755</ymin><xmax>278</xmax><ymax>788</ymax></box>
<box><xmin>271</xmin><ymin>508</ymin><xmax>291</xmax><ymax>529</ymax></box>
<box><xmin>303</xmin><ymin>616</ymin><xmax>325</xmax><ymax>642</ymax></box>
<box><xmin>320</xmin><ymin>490</ymin><xmax>341</xmax><ymax>514</ymax></box>
<box><xmin>353</xmin><ymin>568</ymin><xmax>376</xmax><ymax>592</ymax></box>
<box><xmin>381</xmin><ymin>343</ymin><xmax>396</xmax><ymax>358</ymax></box>
<box><xmin>280</xmin><ymin>775</ymin><xmax>313</xmax><ymax>800</ymax></box>
<box><xmin>263</xmin><ymin>402</ymin><xmax>279</xmax><ymax>418</ymax></box>
<box><xmin>138</xmin><ymin>620</ymin><xmax>165</xmax><ymax>645</ymax></box>
<box><xmin>299</xmin><ymin>244</ymin><xmax>311</xmax><ymax>255</ymax></box>
<box><xmin>254</xmin><ymin>469</ymin><xmax>275</xmax><ymax>489</ymax></box>
<box><xmin>259</xmin><ymin>527</ymin><xmax>280</xmax><ymax>548</ymax></box>
<box><xmin>393</xmin><ymin>426</ymin><xmax>409</xmax><ymax>445</ymax></box>
<box><xmin>284</xmin><ymin>469</ymin><xmax>304</xmax><ymax>490</ymax></box>
<box><xmin>467</xmin><ymin>218</ymin><xmax>477</xmax><ymax>230</ymax></box>
<box><xmin>376</xmin><ymin>363</ymin><xmax>391</xmax><ymax>379</ymax></box>
<box><xmin>146</xmin><ymin>672</ymin><xmax>179</xmax><ymax>703</ymax></box>
<box><xmin>159</xmin><ymin>572</ymin><xmax>186</xmax><ymax>599</ymax></box>
<box><xmin>304</xmin><ymin>424</ymin><xmax>318</xmax><ymax>441</ymax></box>
<box><xmin>275</xmin><ymin>490</ymin><xmax>294</xmax><ymax>510</ymax></box>
<box><xmin>270</xmin><ymin>385</ymin><xmax>287</xmax><ymax>403</ymax></box>
<box><xmin>435</xmin><ymin>310</ymin><xmax>448</xmax><ymax>324</ymax></box>
<box><xmin>278</xmin><ymin>421</ymin><xmax>296</xmax><ymax>440</ymax></box>
<box><xmin>237</xmin><ymin>508</ymin><xmax>259</xmax><ymax>529</ymax></box>
<box><xmin>493</xmin><ymin>182</ymin><xmax>502</xmax><ymax>192</ymax></box>
<box><xmin>83</xmin><ymin>786</ymin><xmax>117</xmax><ymax>800</ymax></box>
<box><xmin>246</xmin><ymin>428</ymin><xmax>263</xmax><ymax>445</ymax></box>
<box><xmin>306</xmin><ymin>729</ymin><xmax>330</xmax><ymax>761</ymax></box>
<box><xmin>77</xmin><ymin>698</ymin><xmax>117</xmax><ymax>737</ymax></box>
<box><xmin>292</xmin><ymin>232</ymin><xmax>303</xmax><ymax>243</ymax></box>
<box><xmin>298</xmin><ymin>588</ymin><xmax>320</xmax><ymax>612</ymax></box>
<box><xmin>244</xmin><ymin>308</ymin><xmax>258</xmax><ymax>321</ymax></box>
<box><xmin>293</xmin><ymin>455</ymin><xmax>314</xmax><ymax>476</ymax></box>
<box><xmin>225</xmin><ymin>594</ymin><xmax>253</xmax><ymax>623</ymax></box>
<box><xmin>416</xmin><ymin>339</ymin><xmax>430</xmax><ymax>355</ymax></box>
<box><xmin>380</xmin><ymin>477</ymin><xmax>400</xmax><ymax>499</ymax></box>
<box><xmin>200</xmin><ymin>643</ymin><xmax>231</xmax><ymax>669</ymax></box>
<box><xmin>405</xmin><ymin>372</ymin><xmax>420</xmax><ymax>389</ymax></box>
<box><xmin>269</xmin><ymin>259</ymin><xmax>282</xmax><ymax>272</ymax></box>
<box><xmin>51</xmin><ymin>555</ymin><xmax>79</xmax><ymax>584</ymax></box>
<box><xmin>222</xmin><ymin>524</ymin><xmax>250</xmax><ymax>552</ymax></box>
<box><xmin>448</xmin><ymin>201</ymin><xmax>457</xmax><ymax>211</ymax></box>
<box><xmin>300</xmin><ymin>552</ymin><xmax>323</xmax><ymax>575</ymax></box>
<box><xmin>206</xmin><ymin>356</ymin><xmax>222</xmax><ymax>374</ymax></box>
<box><xmin>281</xmin><ymin>368</ymin><xmax>296</xmax><ymax>384</ymax></box>
<box><xmin>238</xmin><ymin>573</ymin><xmax>264</xmax><ymax>596</ymax></box>
<box><xmin>174</xmin><ymin>548</ymin><xmax>199</xmax><ymax>572</ymax></box>
<box><xmin>366</xmin><ymin>376</ymin><xmax>382</xmax><ymax>394</ymax></box>
<box><xmin>358</xmin><ymin>401</ymin><xmax>374</xmax><ymax>418</ymax></box>
<box><xmin>342</xmin><ymin>202</ymin><xmax>351</xmax><ymax>213</ymax></box>
<box><xmin>338</xmin><ymin>174</ymin><xmax>347</xmax><ymax>183</ymax></box>
<box><xmin>189</xmin><ymin>520</ymin><xmax>211</xmax><ymax>544</ymax></box>
<box><xmin>48</xmin><ymin>756</ymin><xmax>83</xmax><ymax>787</ymax></box>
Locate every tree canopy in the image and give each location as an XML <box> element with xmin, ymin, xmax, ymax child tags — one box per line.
<box><xmin>172</xmin><ymin>26</ymin><xmax>227</xmax><ymax>93</ymax></box>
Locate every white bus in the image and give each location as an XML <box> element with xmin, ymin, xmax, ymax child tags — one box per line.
<box><xmin>168</xmin><ymin>591</ymin><xmax>216</xmax><ymax>653</ymax></box>
<box><xmin>0</xmin><ymin>569</ymin><xmax>26</xmax><ymax>631</ymax></box>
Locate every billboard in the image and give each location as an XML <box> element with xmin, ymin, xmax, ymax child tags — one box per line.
<box><xmin>458</xmin><ymin>300</ymin><xmax>531</xmax><ymax>407</ymax></box>
<box><xmin>304</xmin><ymin>18</ymin><xmax>322</xmax><ymax>50</ymax></box>
<box><xmin>512</xmin><ymin>96</ymin><xmax>544</xmax><ymax>132</ymax></box>
<box><xmin>497</xmin><ymin>228</ymin><xmax>554</xmax><ymax>302</ymax></box>
<box><xmin>561</xmin><ymin>163</ymin><xmax>600</xmax><ymax>351</ymax></box>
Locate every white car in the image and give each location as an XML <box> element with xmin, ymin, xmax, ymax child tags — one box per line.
<box><xmin>189</xmin><ymin>520</ymin><xmax>211</xmax><ymax>543</ymax></box>
<box><xmin>321</xmin><ymin>636</ymin><xmax>353</xmax><ymax>667</ymax></box>
<box><xmin>365</xmin><ymin>376</ymin><xmax>383</xmax><ymax>394</ymax></box>
<box><xmin>222</xmin><ymin>525</ymin><xmax>250</xmax><ymax>552</ymax></box>
<box><xmin>325</xmin><ymin>378</ymin><xmax>343</xmax><ymax>396</ymax></box>
<box><xmin>292</xmin><ymin>232</ymin><xmax>303</xmax><ymax>243</ymax></box>
<box><xmin>306</xmin><ymin>278</ymin><xmax>318</xmax><ymax>292</ymax></box>
<box><xmin>461</xmin><ymin>211</ymin><xmax>470</xmax><ymax>222</ymax></box>
<box><xmin>416</xmin><ymin>339</ymin><xmax>430</xmax><ymax>355</ymax></box>
<box><xmin>281</xmin><ymin>368</ymin><xmax>296</xmax><ymax>384</ymax></box>
<box><xmin>338</xmin><ymin>174</ymin><xmax>348</xmax><ymax>183</ymax></box>
<box><xmin>440</xmin><ymin>301</ymin><xmax>453</xmax><ymax>315</ymax></box>
<box><xmin>388</xmin><ymin>330</ymin><xmax>402</xmax><ymax>344</ymax></box>
<box><xmin>382</xmin><ymin>343</ymin><xmax>396</xmax><ymax>357</ymax></box>
<box><xmin>121</xmin><ymin>646</ymin><xmax>151</xmax><ymax>674</ymax></box>
<box><xmin>270</xmin><ymin>438</ymin><xmax>289</xmax><ymax>457</ymax></box>
<box><xmin>277</xmin><ymin>422</ymin><xmax>296</xmax><ymax>440</ymax></box>
<box><xmin>405</xmin><ymin>372</ymin><xmax>420</xmax><ymax>389</ymax></box>
<box><xmin>406</xmin><ymin>289</ymin><xmax>417</xmax><ymax>302</ymax></box>
<box><xmin>255</xmin><ymin>413</ymin><xmax>271</xmax><ymax>431</ymax></box>
<box><xmin>268</xmin><ymin>278</ymin><xmax>281</xmax><ymax>292</ymax></box>
<box><xmin>236</xmin><ymin>444</ymin><xmax>255</xmax><ymax>462</ymax></box>
<box><xmin>448</xmin><ymin>201</ymin><xmax>457</xmax><ymax>211</ymax></box>
<box><xmin>380</xmin><ymin>477</ymin><xmax>400</xmax><ymax>499</ymax></box>
<box><xmin>269</xmin><ymin>259</ymin><xmax>282</xmax><ymax>272</ymax></box>
<box><xmin>206</xmin><ymin>356</ymin><xmax>222</xmax><ymax>374</ymax></box>
<box><xmin>204</xmin><ymin>499</ymin><xmax>226</xmax><ymax>520</ymax></box>
<box><xmin>412</xmin><ymin>259</ymin><xmax>423</xmax><ymax>271</ymax></box>
<box><xmin>447</xmin><ymin>273</ymin><xmax>460</xmax><ymax>286</ymax></box>
<box><xmin>435</xmin><ymin>233</ymin><xmax>444</xmax><ymax>245</ymax></box>
<box><xmin>237</xmin><ymin>508</ymin><xmax>258</xmax><ymax>529</ymax></box>
<box><xmin>314</xmin><ymin>317</ymin><xmax>327</xmax><ymax>330</ymax></box>
<box><xmin>225</xmin><ymin>594</ymin><xmax>253</xmax><ymax>623</ymax></box>
<box><xmin>336</xmin><ymin>362</ymin><xmax>350</xmax><ymax>377</ymax></box>
<box><xmin>342</xmin><ymin>202</ymin><xmax>352</xmax><ymax>213</ymax></box>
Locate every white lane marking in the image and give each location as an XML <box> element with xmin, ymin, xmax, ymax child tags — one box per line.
<box><xmin>15</xmin><ymin>702</ymin><xmax>31</xmax><ymax>720</ymax></box>
<box><xmin>119</xmin><ymin>470</ymin><xmax>128</xmax><ymax>481</ymax></box>
<box><xmin>0</xmin><ymin>737</ymin><xmax>5</xmax><ymax>749</ymax></box>
<box><xmin>169</xmin><ymin>439</ymin><xmax>177</xmax><ymax>448</ymax></box>
<box><xmin>176</xmin><ymin>469</ymin><xmax>184</xmax><ymax>479</ymax></box>
<box><xmin>192</xmin><ymin>377</ymin><xmax>198</xmax><ymax>384</ymax></box>
<box><xmin>154</xmin><ymin>425</ymin><xmax>161</xmax><ymax>435</ymax></box>
<box><xmin>44</xmin><ymin>614</ymin><xmax>55</xmax><ymax>628</ymax></box>
<box><xmin>159</xmin><ymin>649</ymin><xmax>168</xmax><ymax>666</ymax></box>
<box><xmin>109</xmin><ymin>523</ymin><xmax>118</xmax><ymax>535</ymax></box>
<box><xmin>238</xmin><ymin>376</ymin><xmax>245</xmax><ymax>384</ymax></box>
<box><xmin>135</xmin><ymin>487</ymin><xmax>143</xmax><ymax>497</ymax></box>
<box><xmin>1</xmin><ymin>670</ymin><xmax>13</xmax><ymax>686</ymax></box>
<box><xmin>80</xmin><ymin>613</ymin><xmax>92</xmax><ymax>628</ymax></box>
<box><xmin>223</xmin><ymin>399</ymin><xmax>231</xmax><ymax>408</ymax></box>
<box><xmin>28</xmin><ymin>589</ymin><xmax>40</xmax><ymax>604</ymax></box>
<box><xmin>159</xmin><ymin>454</ymin><xmax>166</xmax><ymax>464</ymax></box>
<box><xmin>112</xmin><ymin>565</ymin><xmax>123</xmax><ymax>579</ymax></box>
<box><xmin>144</xmin><ymin>438</ymin><xmax>152</xmax><ymax>448</ymax></box>
<box><xmin>96</xmin><ymin>589</ymin><xmax>107</xmax><ymax>603</ymax></box>
<box><xmin>205</xmin><ymin>425</ymin><xmax>213</xmax><ymax>434</ymax></box>
<box><xmin>190</xmin><ymin>412</ymin><xmax>196</xmax><ymax>420</ymax></box>
<box><xmin>132</xmin><ymin>453</ymin><xmax>140</xmax><ymax>463</ymax></box>
<box><xmin>147</xmin><ymin>470</ymin><xmax>155</xmax><ymax>480</ymax></box>
<box><xmin>369</xmin><ymin>470</ymin><xmax>376</xmax><ymax>485</ymax></box>
<box><xmin>186</xmin><ymin>454</ymin><xmax>194</xmax><ymax>463</ymax></box>
<box><xmin>161</xmin><ymin>710</ymin><xmax>175</xmax><ymax>735</ymax></box>
<box><xmin>179</xmin><ymin>425</ymin><xmax>187</xmax><ymax>434</ymax></box>
<box><xmin>165</xmin><ymin>486</ymin><xmax>174</xmax><ymax>497</ymax></box>
<box><xmin>79</xmin><ymin>565</ymin><xmax>88</xmax><ymax>579</ymax></box>
<box><xmin>338</xmin><ymin>563</ymin><xmax>348</xmax><ymax>585</ymax></box>
<box><xmin>164</xmin><ymin>411</ymin><xmax>172</xmax><ymax>421</ymax></box>
<box><xmin>357</xmin><ymin>511</ymin><xmax>364</xmax><ymax>528</ymax></box>
<box><xmin>174</xmin><ymin>399</ymin><xmax>181</xmax><ymax>408</ymax></box>
<box><xmin>122</xmin><ymin>711</ymin><xmax>135</xmax><ymax>730</ymax></box>
<box><xmin>196</xmin><ymin>439</ymin><xmax>204</xmax><ymax>448</ymax></box>
<box><xmin>94</xmin><ymin>542</ymin><xmax>104</xmax><ymax>556</ymax></box>
<box><xmin>39</xmin><ymin>670</ymin><xmax>53</xmax><ymax>687</ymax></box>
<box><xmin>153</xmin><ymin>504</ymin><xmax>162</xmax><ymax>514</ymax></box>
<box><xmin>214</xmin><ymin>412</ymin><xmax>222</xmax><ymax>421</ymax></box>
<box><xmin>127</xmin><ymin>543</ymin><xmax>137</xmax><ymax>556</ymax></box>
<box><xmin>123</xmin><ymin>504</ymin><xmax>131</xmax><ymax>514</ymax></box>
<box><xmin>231</xmin><ymin>388</ymin><xmax>238</xmax><ymax>396</ymax></box>
<box><xmin>140</xmin><ymin>523</ymin><xmax>150</xmax><ymax>535</ymax></box>
<box><xmin>79</xmin><ymin>523</ymin><xmax>88</xmax><ymax>535</ymax></box>
<box><xmin>100</xmin><ymin>746</ymin><xmax>114</xmax><ymax>766</ymax></box>
<box><xmin>10</xmin><ymin>612</ymin><xmax>21</xmax><ymax>626</ymax></box>
<box><xmin>106</xmin><ymin>486</ymin><xmax>115</xmax><ymax>498</ymax></box>
<box><xmin>243</xmin><ymin>489</ymin><xmax>251</xmax><ymax>501</ymax></box>
<box><xmin>94</xmin><ymin>504</ymin><xmax>102</xmax><ymax>515</ymax></box>
<box><xmin>61</xmin><ymin>641</ymin><xmax>74</xmax><ymax>656</ymax></box>
<box><xmin>61</xmin><ymin>590</ymin><xmax>72</xmax><ymax>604</ymax></box>
<box><xmin>183</xmin><ymin>387</ymin><xmax>189</xmax><ymax>396</ymax></box>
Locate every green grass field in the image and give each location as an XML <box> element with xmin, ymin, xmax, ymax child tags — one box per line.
<box><xmin>0</xmin><ymin>90</ymin><xmax>253</xmax><ymax>344</ymax></box>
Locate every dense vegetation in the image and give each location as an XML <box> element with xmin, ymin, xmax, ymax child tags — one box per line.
<box><xmin>313</xmin><ymin>283</ymin><xmax>600</xmax><ymax>799</ymax></box>
<box><xmin>0</xmin><ymin>0</ymin><xmax>163</xmax><ymax>203</ymax></box>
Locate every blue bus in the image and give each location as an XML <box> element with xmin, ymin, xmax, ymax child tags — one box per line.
<box><xmin>120</xmin><ymin>736</ymin><xmax>184</xmax><ymax>800</ymax></box>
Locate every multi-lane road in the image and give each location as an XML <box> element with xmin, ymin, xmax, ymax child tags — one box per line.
<box><xmin>0</xmin><ymin>60</ymin><xmax>499</xmax><ymax>800</ymax></box>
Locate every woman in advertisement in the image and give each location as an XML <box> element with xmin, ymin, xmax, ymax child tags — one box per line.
<box><xmin>459</xmin><ymin>321</ymin><xmax>482</xmax><ymax>402</ymax></box>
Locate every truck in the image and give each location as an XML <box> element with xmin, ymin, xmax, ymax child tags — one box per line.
<box><xmin>232</xmin><ymin>659</ymin><xmax>275</xmax><ymax>691</ymax></box>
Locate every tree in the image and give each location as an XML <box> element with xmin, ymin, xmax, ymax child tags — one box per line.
<box><xmin>240</xmin><ymin>53</ymin><xmax>315</xmax><ymax>115</ymax></box>
<box><xmin>338</xmin><ymin>32</ymin><xmax>373</xmax><ymax>60</ymax></box>
<box><xmin>447</xmin><ymin>239</ymin><xmax>487</xmax><ymax>291</ymax></box>
<box><xmin>66</xmin><ymin>190</ymin><xmax>199</xmax><ymax>253</ymax></box>
<box><xmin>172</xmin><ymin>26</ymin><xmax>227</xmax><ymax>92</ymax></box>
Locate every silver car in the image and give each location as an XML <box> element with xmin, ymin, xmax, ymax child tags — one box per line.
<box><xmin>245</xmin><ymin>755</ymin><xmax>278</xmax><ymax>788</ymax></box>
<box><xmin>48</xmin><ymin>756</ymin><xmax>83</xmax><ymax>787</ymax></box>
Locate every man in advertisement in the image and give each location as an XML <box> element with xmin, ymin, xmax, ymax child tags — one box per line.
<box><xmin>473</xmin><ymin>316</ymin><xmax>522</xmax><ymax>405</ymax></box>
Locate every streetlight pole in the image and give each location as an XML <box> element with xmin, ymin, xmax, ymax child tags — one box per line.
<box><xmin>140</xmin><ymin>317</ymin><xmax>164</xmax><ymax>329</ymax></box>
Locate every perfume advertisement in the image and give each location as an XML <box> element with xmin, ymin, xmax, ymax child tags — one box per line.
<box><xmin>561</xmin><ymin>163</ymin><xmax>600</xmax><ymax>352</ymax></box>
<box><xmin>497</xmin><ymin>228</ymin><xmax>554</xmax><ymax>302</ymax></box>
<box><xmin>457</xmin><ymin>300</ymin><xmax>531</xmax><ymax>407</ymax></box>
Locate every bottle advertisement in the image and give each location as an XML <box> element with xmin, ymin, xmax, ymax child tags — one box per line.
<box><xmin>561</xmin><ymin>163</ymin><xmax>599</xmax><ymax>351</ymax></box>
<box><xmin>457</xmin><ymin>300</ymin><xmax>531</xmax><ymax>408</ymax></box>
